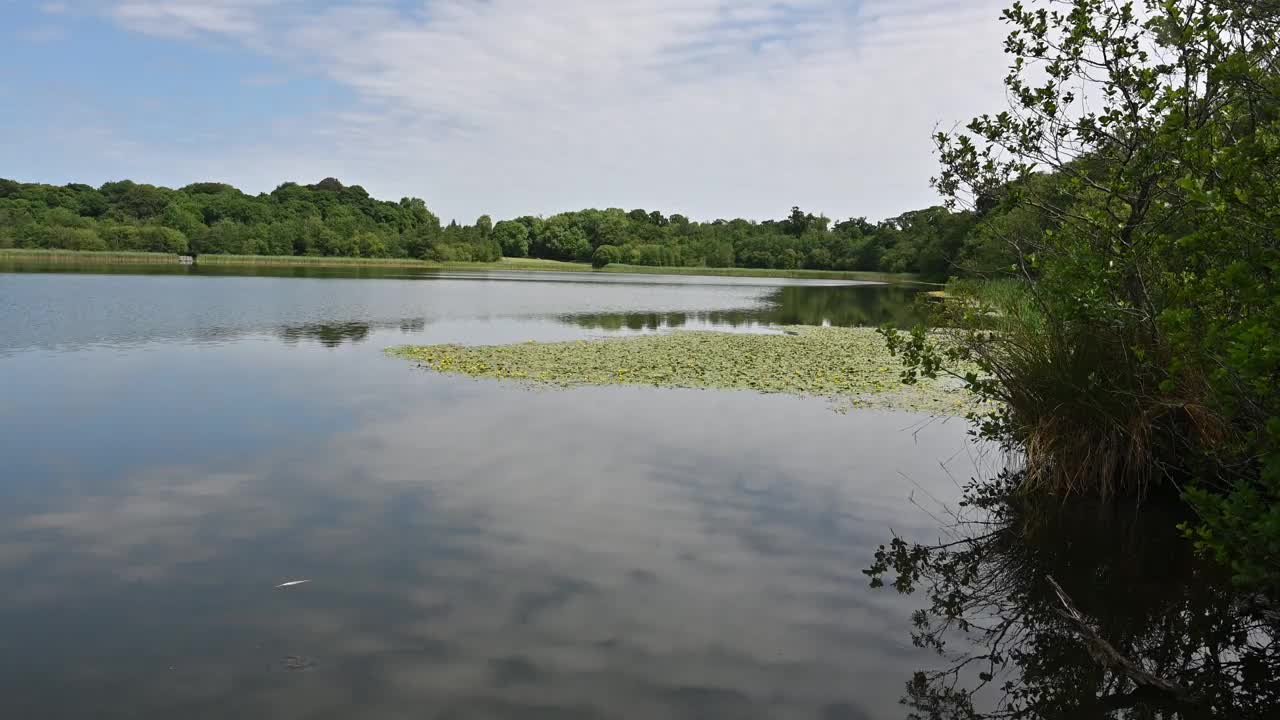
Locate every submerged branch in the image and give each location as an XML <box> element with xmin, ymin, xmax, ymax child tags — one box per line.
<box><xmin>1045</xmin><ymin>574</ymin><xmax>1194</xmax><ymax>701</ymax></box>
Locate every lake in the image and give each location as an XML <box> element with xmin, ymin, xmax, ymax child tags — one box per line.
<box><xmin>0</xmin><ymin>266</ymin><xmax>977</xmax><ymax>719</ymax></box>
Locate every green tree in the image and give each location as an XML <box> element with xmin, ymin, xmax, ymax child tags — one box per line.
<box><xmin>592</xmin><ymin>209</ymin><xmax>630</xmax><ymax>248</ymax></box>
<box><xmin>159</xmin><ymin>202</ymin><xmax>204</xmax><ymax>239</ymax></box>
<box><xmin>539</xmin><ymin>214</ymin><xmax>592</xmax><ymax>261</ymax></box>
<box><xmin>136</xmin><ymin>226</ymin><xmax>188</xmax><ymax>253</ymax></box>
<box><xmin>592</xmin><ymin>244</ymin><xmax>621</xmax><ymax>268</ymax></box>
<box><xmin>492</xmin><ymin>220</ymin><xmax>529</xmax><ymax>257</ymax></box>
<box><xmin>887</xmin><ymin>0</ymin><xmax>1280</xmax><ymax>591</ymax></box>
<box><xmin>199</xmin><ymin>220</ymin><xmax>256</xmax><ymax>254</ymax></box>
<box><xmin>117</xmin><ymin>184</ymin><xmax>170</xmax><ymax>219</ymax></box>
<box><xmin>0</xmin><ymin>174</ymin><xmax>986</xmax><ymax>275</ymax></box>
<box><xmin>354</xmin><ymin>231</ymin><xmax>388</xmax><ymax>257</ymax></box>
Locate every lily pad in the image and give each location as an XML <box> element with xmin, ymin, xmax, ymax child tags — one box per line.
<box><xmin>388</xmin><ymin>326</ymin><xmax>977</xmax><ymax>415</ymax></box>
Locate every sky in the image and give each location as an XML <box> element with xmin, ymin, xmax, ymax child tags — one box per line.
<box><xmin>0</xmin><ymin>0</ymin><xmax>1011</xmax><ymax>223</ymax></box>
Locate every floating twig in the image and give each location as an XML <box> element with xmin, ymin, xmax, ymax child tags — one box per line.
<box><xmin>275</xmin><ymin>580</ymin><xmax>311</xmax><ymax>589</ymax></box>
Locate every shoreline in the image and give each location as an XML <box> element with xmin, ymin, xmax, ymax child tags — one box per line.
<box><xmin>0</xmin><ymin>249</ymin><xmax>923</xmax><ymax>283</ymax></box>
<box><xmin>0</xmin><ymin>249</ymin><xmax>185</xmax><ymax>264</ymax></box>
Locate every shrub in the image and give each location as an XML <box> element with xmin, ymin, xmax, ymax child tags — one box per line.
<box><xmin>591</xmin><ymin>244</ymin><xmax>620</xmax><ymax>268</ymax></box>
<box><xmin>885</xmin><ymin>0</ymin><xmax>1280</xmax><ymax>591</ymax></box>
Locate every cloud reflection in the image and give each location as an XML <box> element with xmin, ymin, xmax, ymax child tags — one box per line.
<box><xmin>1</xmin><ymin>377</ymin><xmax>986</xmax><ymax>719</ymax></box>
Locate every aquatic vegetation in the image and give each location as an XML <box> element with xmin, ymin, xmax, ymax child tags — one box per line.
<box><xmin>389</xmin><ymin>326</ymin><xmax>974</xmax><ymax>415</ymax></box>
<box><xmin>0</xmin><ymin>249</ymin><xmax>180</xmax><ymax>264</ymax></box>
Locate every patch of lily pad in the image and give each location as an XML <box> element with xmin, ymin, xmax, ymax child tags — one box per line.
<box><xmin>388</xmin><ymin>325</ymin><xmax>974</xmax><ymax>415</ymax></box>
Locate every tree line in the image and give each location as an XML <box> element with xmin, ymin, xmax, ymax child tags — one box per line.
<box><xmin>0</xmin><ymin>177</ymin><xmax>495</xmax><ymax>262</ymax></box>
<box><xmin>0</xmin><ymin>176</ymin><xmax>1021</xmax><ymax>280</ymax></box>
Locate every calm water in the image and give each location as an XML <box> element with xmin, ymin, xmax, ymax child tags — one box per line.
<box><xmin>0</xmin><ymin>267</ymin><xmax>982</xmax><ymax>719</ymax></box>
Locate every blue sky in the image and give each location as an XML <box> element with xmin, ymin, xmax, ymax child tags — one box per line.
<box><xmin>1</xmin><ymin>1</ymin><xmax>1009</xmax><ymax>223</ymax></box>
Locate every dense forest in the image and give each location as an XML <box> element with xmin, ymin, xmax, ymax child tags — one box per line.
<box><xmin>0</xmin><ymin>176</ymin><xmax>1012</xmax><ymax>280</ymax></box>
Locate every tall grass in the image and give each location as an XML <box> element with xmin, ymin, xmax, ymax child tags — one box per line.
<box><xmin>195</xmin><ymin>254</ymin><xmax>438</xmax><ymax>267</ymax></box>
<box><xmin>938</xmin><ymin>279</ymin><xmax>1227</xmax><ymax>500</ymax></box>
<box><xmin>600</xmin><ymin>263</ymin><xmax>923</xmax><ymax>282</ymax></box>
<box><xmin>0</xmin><ymin>249</ymin><xmax>179</xmax><ymax>264</ymax></box>
<box><xmin>486</xmin><ymin>257</ymin><xmax>592</xmax><ymax>270</ymax></box>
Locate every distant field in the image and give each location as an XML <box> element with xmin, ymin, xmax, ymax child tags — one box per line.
<box><xmin>0</xmin><ymin>249</ymin><xmax>923</xmax><ymax>282</ymax></box>
<box><xmin>471</xmin><ymin>257</ymin><xmax>593</xmax><ymax>271</ymax></box>
<box><xmin>597</xmin><ymin>263</ymin><xmax>923</xmax><ymax>283</ymax></box>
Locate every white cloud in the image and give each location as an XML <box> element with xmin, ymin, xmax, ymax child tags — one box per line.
<box><xmin>108</xmin><ymin>0</ymin><xmax>278</xmax><ymax>39</ymax></box>
<box><xmin>97</xmin><ymin>0</ymin><xmax>1011</xmax><ymax>222</ymax></box>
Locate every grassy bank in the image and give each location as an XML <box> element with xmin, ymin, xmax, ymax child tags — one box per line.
<box><xmin>195</xmin><ymin>254</ymin><xmax>437</xmax><ymax>268</ymax></box>
<box><xmin>0</xmin><ymin>249</ymin><xmax>181</xmax><ymax>264</ymax></box>
<box><xmin>598</xmin><ymin>263</ymin><xmax>924</xmax><ymax>283</ymax></box>
<box><xmin>195</xmin><ymin>255</ymin><xmax>597</xmax><ymax>271</ymax></box>
<box><xmin>197</xmin><ymin>254</ymin><xmax>915</xmax><ymax>280</ymax></box>
<box><xmin>389</xmin><ymin>325</ymin><xmax>974</xmax><ymax>415</ymax></box>
<box><xmin>0</xmin><ymin>249</ymin><xmax>923</xmax><ymax>283</ymax></box>
<box><xmin>475</xmin><ymin>257</ymin><xmax>594</xmax><ymax>271</ymax></box>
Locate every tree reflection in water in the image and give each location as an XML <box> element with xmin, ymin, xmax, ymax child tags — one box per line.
<box><xmin>277</xmin><ymin>318</ymin><xmax>425</xmax><ymax>347</ymax></box>
<box><xmin>864</xmin><ymin>472</ymin><xmax>1279</xmax><ymax>719</ymax></box>
<box><xmin>562</xmin><ymin>283</ymin><xmax>930</xmax><ymax>332</ymax></box>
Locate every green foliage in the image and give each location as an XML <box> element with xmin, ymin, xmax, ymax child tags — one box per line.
<box><xmin>0</xmin><ymin>175</ymin><xmax>989</xmax><ymax>276</ymax></box>
<box><xmin>135</xmin><ymin>226</ymin><xmax>188</xmax><ymax>253</ymax></box>
<box><xmin>888</xmin><ymin>0</ymin><xmax>1280</xmax><ymax>592</ymax></box>
<box><xmin>0</xmin><ymin>178</ymin><xmax>472</xmax><ymax>262</ymax></box>
<box><xmin>491</xmin><ymin>220</ymin><xmax>529</xmax><ymax>258</ymax></box>
<box><xmin>536</xmin><ymin>214</ymin><xmax>592</xmax><ymax>261</ymax></box>
<box><xmin>500</xmin><ymin>205</ymin><xmax>979</xmax><ymax>277</ymax></box>
<box><xmin>591</xmin><ymin>244</ymin><xmax>621</xmax><ymax>268</ymax></box>
<box><xmin>429</xmin><ymin>218</ymin><xmax>501</xmax><ymax>262</ymax></box>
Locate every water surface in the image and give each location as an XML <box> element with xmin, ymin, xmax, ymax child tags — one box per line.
<box><xmin>0</xmin><ymin>268</ymin><xmax>977</xmax><ymax>719</ymax></box>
